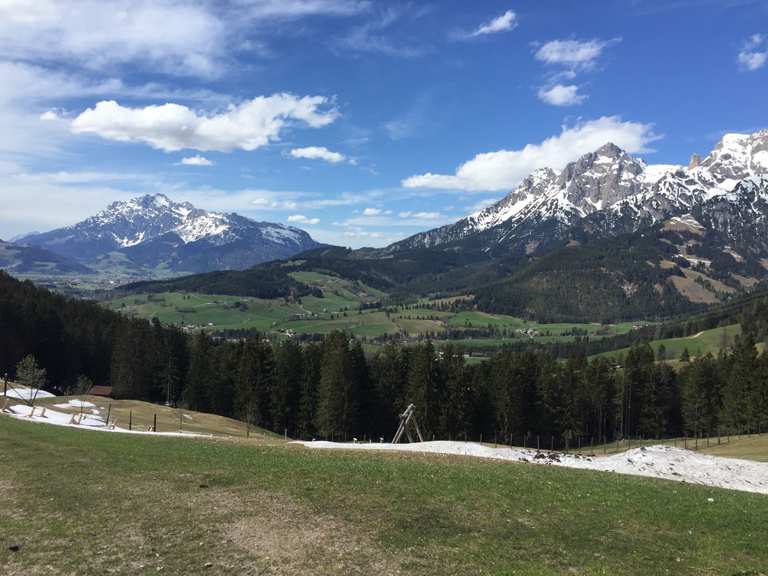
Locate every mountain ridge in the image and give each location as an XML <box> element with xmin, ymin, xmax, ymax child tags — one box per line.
<box><xmin>15</xmin><ymin>194</ymin><xmax>321</xmax><ymax>278</ymax></box>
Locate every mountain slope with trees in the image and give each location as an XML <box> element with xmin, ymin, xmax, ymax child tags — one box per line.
<box><xmin>118</xmin><ymin>131</ymin><xmax>768</xmax><ymax>323</ymax></box>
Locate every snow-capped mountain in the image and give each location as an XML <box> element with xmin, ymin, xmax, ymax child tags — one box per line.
<box><xmin>17</xmin><ymin>194</ymin><xmax>320</xmax><ymax>276</ymax></box>
<box><xmin>391</xmin><ymin>129</ymin><xmax>768</xmax><ymax>254</ymax></box>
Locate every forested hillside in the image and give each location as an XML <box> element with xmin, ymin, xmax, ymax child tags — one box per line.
<box><xmin>4</xmin><ymin>270</ymin><xmax>768</xmax><ymax>445</ymax></box>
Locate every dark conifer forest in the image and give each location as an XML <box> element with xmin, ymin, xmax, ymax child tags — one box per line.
<box><xmin>3</xmin><ymin>271</ymin><xmax>768</xmax><ymax>445</ymax></box>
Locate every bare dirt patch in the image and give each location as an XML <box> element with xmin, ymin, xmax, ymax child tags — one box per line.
<box><xmin>227</xmin><ymin>491</ymin><xmax>402</xmax><ymax>576</ymax></box>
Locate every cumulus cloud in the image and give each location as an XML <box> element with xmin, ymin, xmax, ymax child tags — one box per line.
<box><xmin>287</xmin><ymin>214</ymin><xmax>320</xmax><ymax>225</ymax></box>
<box><xmin>468</xmin><ymin>10</ymin><xmax>517</xmax><ymax>37</ymax></box>
<box><xmin>534</xmin><ymin>38</ymin><xmax>617</xmax><ymax>69</ymax></box>
<box><xmin>289</xmin><ymin>146</ymin><xmax>347</xmax><ymax>163</ymax></box>
<box><xmin>362</xmin><ymin>207</ymin><xmax>382</xmax><ymax>216</ymax></box>
<box><xmin>738</xmin><ymin>33</ymin><xmax>767</xmax><ymax>71</ymax></box>
<box><xmin>179</xmin><ymin>155</ymin><xmax>214</xmax><ymax>166</ymax></box>
<box><xmin>70</xmin><ymin>95</ymin><xmax>339</xmax><ymax>152</ymax></box>
<box><xmin>402</xmin><ymin>116</ymin><xmax>660</xmax><ymax>192</ymax></box>
<box><xmin>537</xmin><ymin>84</ymin><xmax>586</xmax><ymax>106</ymax></box>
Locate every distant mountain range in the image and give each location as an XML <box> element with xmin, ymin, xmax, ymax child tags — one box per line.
<box><xmin>123</xmin><ymin>129</ymin><xmax>768</xmax><ymax>322</ymax></box>
<box><xmin>11</xmin><ymin>194</ymin><xmax>320</xmax><ymax>278</ymax></box>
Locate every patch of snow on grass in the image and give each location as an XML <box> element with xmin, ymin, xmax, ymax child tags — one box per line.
<box><xmin>296</xmin><ymin>440</ymin><xmax>768</xmax><ymax>495</ymax></box>
<box><xmin>3</xmin><ymin>404</ymin><xmax>209</xmax><ymax>438</ymax></box>
<box><xmin>54</xmin><ymin>399</ymin><xmax>96</xmax><ymax>409</ymax></box>
<box><xmin>2</xmin><ymin>385</ymin><xmax>56</xmax><ymax>401</ymax></box>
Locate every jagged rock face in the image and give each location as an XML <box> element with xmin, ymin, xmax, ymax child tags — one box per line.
<box><xmin>558</xmin><ymin>143</ymin><xmax>647</xmax><ymax>211</ymax></box>
<box><xmin>17</xmin><ymin>194</ymin><xmax>320</xmax><ymax>274</ymax></box>
<box><xmin>391</xmin><ymin>129</ymin><xmax>768</xmax><ymax>254</ymax></box>
<box><xmin>699</xmin><ymin>131</ymin><xmax>768</xmax><ymax>183</ymax></box>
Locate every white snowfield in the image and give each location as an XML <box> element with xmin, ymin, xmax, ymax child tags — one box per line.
<box><xmin>2</xmin><ymin>385</ymin><xmax>55</xmax><ymax>401</ymax></box>
<box><xmin>297</xmin><ymin>440</ymin><xmax>768</xmax><ymax>496</ymax></box>
<box><xmin>2</xmin><ymin>403</ymin><xmax>208</xmax><ymax>437</ymax></box>
<box><xmin>1</xmin><ymin>385</ymin><xmax>208</xmax><ymax>438</ymax></box>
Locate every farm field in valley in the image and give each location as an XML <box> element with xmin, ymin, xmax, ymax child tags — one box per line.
<box><xmin>104</xmin><ymin>272</ymin><xmax>647</xmax><ymax>348</ymax></box>
<box><xmin>3</xmin><ymin>415</ymin><xmax>768</xmax><ymax>576</ymax></box>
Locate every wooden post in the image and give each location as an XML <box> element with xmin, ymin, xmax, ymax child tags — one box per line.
<box><xmin>153</xmin><ymin>413</ymin><xmax>157</xmax><ymax>433</ymax></box>
<box><xmin>106</xmin><ymin>403</ymin><xmax>111</xmax><ymax>427</ymax></box>
<box><xmin>129</xmin><ymin>410</ymin><xmax>132</xmax><ymax>431</ymax></box>
<box><xmin>179</xmin><ymin>413</ymin><xmax>183</xmax><ymax>432</ymax></box>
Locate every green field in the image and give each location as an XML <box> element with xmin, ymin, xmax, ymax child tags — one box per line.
<box><xmin>106</xmin><ymin>277</ymin><xmax>647</xmax><ymax>349</ymax></box>
<box><xmin>3</xmin><ymin>415</ymin><xmax>768</xmax><ymax>575</ymax></box>
<box><xmin>596</xmin><ymin>324</ymin><xmax>743</xmax><ymax>361</ymax></box>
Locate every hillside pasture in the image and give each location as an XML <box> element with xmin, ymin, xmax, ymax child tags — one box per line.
<box><xmin>2</xmin><ymin>415</ymin><xmax>768</xmax><ymax>575</ymax></box>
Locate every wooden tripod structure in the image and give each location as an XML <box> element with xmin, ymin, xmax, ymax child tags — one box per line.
<box><xmin>392</xmin><ymin>403</ymin><xmax>424</xmax><ymax>444</ymax></box>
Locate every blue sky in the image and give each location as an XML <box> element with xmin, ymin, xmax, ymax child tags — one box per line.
<box><xmin>0</xmin><ymin>0</ymin><xmax>766</xmax><ymax>246</ymax></box>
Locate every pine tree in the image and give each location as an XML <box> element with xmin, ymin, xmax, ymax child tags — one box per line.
<box><xmin>315</xmin><ymin>332</ymin><xmax>353</xmax><ymax>439</ymax></box>
<box><xmin>721</xmin><ymin>332</ymin><xmax>759</xmax><ymax>433</ymax></box>
<box><xmin>296</xmin><ymin>342</ymin><xmax>322</xmax><ymax>439</ymax></box>
<box><xmin>236</xmin><ymin>337</ymin><xmax>274</xmax><ymax>429</ymax></box>
<box><xmin>184</xmin><ymin>332</ymin><xmax>214</xmax><ymax>412</ymax></box>
<box><xmin>407</xmin><ymin>341</ymin><xmax>440</xmax><ymax>438</ymax></box>
<box><xmin>272</xmin><ymin>339</ymin><xmax>304</xmax><ymax>436</ymax></box>
<box><xmin>440</xmin><ymin>344</ymin><xmax>468</xmax><ymax>439</ymax></box>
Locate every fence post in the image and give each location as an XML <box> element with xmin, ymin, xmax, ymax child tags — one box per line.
<box><xmin>179</xmin><ymin>413</ymin><xmax>182</xmax><ymax>432</ymax></box>
<box><xmin>129</xmin><ymin>410</ymin><xmax>132</xmax><ymax>431</ymax></box>
<box><xmin>153</xmin><ymin>413</ymin><xmax>157</xmax><ymax>433</ymax></box>
<box><xmin>106</xmin><ymin>403</ymin><xmax>111</xmax><ymax>427</ymax></box>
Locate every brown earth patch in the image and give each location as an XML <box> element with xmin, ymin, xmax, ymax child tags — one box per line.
<box><xmin>226</xmin><ymin>491</ymin><xmax>402</xmax><ymax>576</ymax></box>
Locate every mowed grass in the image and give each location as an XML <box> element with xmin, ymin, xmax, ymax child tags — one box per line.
<box><xmin>2</xmin><ymin>417</ymin><xmax>768</xmax><ymax>575</ymax></box>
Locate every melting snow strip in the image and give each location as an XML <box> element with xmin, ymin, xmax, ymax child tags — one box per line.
<box><xmin>296</xmin><ymin>440</ymin><xmax>768</xmax><ymax>495</ymax></box>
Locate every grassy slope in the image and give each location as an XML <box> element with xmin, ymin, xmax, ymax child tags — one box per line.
<box><xmin>595</xmin><ymin>324</ymin><xmax>743</xmax><ymax>361</ymax></box>
<box><xmin>2</xmin><ymin>416</ymin><xmax>768</xmax><ymax>575</ymax></box>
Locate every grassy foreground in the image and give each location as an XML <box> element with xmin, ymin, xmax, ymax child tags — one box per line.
<box><xmin>1</xmin><ymin>416</ymin><xmax>767</xmax><ymax>576</ymax></box>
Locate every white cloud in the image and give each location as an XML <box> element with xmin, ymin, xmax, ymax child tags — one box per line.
<box><xmin>362</xmin><ymin>207</ymin><xmax>382</xmax><ymax>216</ymax></box>
<box><xmin>287</xmin><ymin>214</ymin><xmax>321</xmax><ymax>225</ymax></box>
<box><xmin>535</xmin><ymin>39</ymin><xmax>616</xmax><ymax>69</ymax></box>
<box><xmin>179</xmin><ymin>155</ymin><xmax>214</xmax><ymax>167</ymax></box>
<box><xmin>337</xmin><ymin>5</ymin><xmax>428</xmax><ymax>57</ymax></box>
<box><xmin>236</xmin><ymin>0</ymin><xmax>370</xmax><ymax>18</ymax></box>
<box><xmin>738</xmin><ymin>34</ymin><xmax>767</xmax><ymax>71</ymax></box>
<box><xmin>469</xmin><ymin>10</ymin><xmax>517</xmax><ymax>37</ymax></box>
<box><xmin>70</xmin><ymin>95</ymin><xmax>339</xmax><ymax>152</ymax></box>
<box><xmin>398</xmin><ymin>211</ymin><xmax>441</xmax><ymax>220</ymax></box>
<box><xmin>0</xmin><ymin>0</ymin><xmax>226</xmax><ymax>78</ymax></box>
<box><xmin>402</xmin><ymin>116</ymin><xmax>660</xmax><ymax>192</ymax></box>
<box><xmin>289</xmin><ymin>146</ymin><xmax>347</xmax><ymax>163</ymax></box>
<box><xmin>0</xmin><ymin>1</ymin><xmax>369</xmax><ymax>79</ymax></box>
<box><xmin>537</xmin><ymin>84</ymin><xmax>586</xmax><ymax>106</ymax></box>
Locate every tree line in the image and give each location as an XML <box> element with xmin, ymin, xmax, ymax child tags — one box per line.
<box><xmin>3</xmin><ymin>270</ymin><xmax>768</xmax><ymax>444</ymax></box>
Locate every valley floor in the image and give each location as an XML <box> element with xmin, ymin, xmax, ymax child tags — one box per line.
<box><xmin>2</xmin><ymin>415</ymin><xmax>768</xmax><ymax>575</ymax></box>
